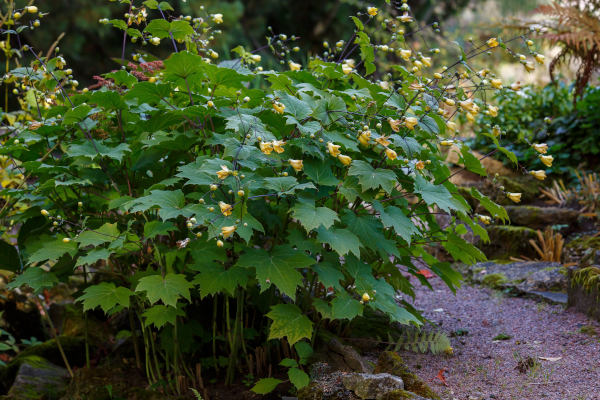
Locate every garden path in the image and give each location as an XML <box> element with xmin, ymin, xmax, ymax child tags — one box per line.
<box><xmin>397</xmin><ymin>276</ymin><xmax>600</xmax><ymax>400</ymax></box>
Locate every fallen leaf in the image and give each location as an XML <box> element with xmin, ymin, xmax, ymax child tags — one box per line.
<box><xmin>538</xmin><ymin>356</ymin><xmax>562</xmax><ymax>362</ymax></box>
<box><xmin>433</xmin><ymin>308</ymin><xmax>444</xmax><ymax>313</ymax></box>
<box><xmin>434</xmin><ymin>368</ymin><xmax>448</xmax><ymax>386</ymax></box>
<box><xmin>417</xmin><ymin>269</ymin><xmax>434</xmax><ymax>279</ymax></box>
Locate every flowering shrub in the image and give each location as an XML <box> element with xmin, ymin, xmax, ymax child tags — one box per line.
<box><xmin>0</xmin><ymin>0</ymin><xmax>548</xmax><ymax>395</ymax></box>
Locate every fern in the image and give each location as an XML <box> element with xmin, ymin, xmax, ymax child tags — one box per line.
<box><xmin>385</xmin><ymin>328</ymin><xmax>453</xmax><ymax>356</ymax></box>
<box><xmin>190</xmin><ymin>388</ymin><xmax>204</xmax><ymax>400</ymax></box>
<box><xmin>509</xmin><ymin>1</ymin><xmax>600</xmax><ymax>99</ymax></box>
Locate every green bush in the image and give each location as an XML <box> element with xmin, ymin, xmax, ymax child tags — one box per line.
<box><xmin>0</xmin><ymin>0</ymin><xmax>535</xmax><ymax>396</ymax></box>
<box><xmin>472</xmin><ymin>82</ymin><xmax>600</xmax><ymax>175</ymax></box>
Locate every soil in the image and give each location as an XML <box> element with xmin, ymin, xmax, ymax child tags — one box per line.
<box><xmin>396</xmin><ymin>275</ymin><xmax>600</xmax><ymax>400</ymax></box>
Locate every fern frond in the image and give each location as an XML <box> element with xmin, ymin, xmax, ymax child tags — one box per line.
<box><xmin>395</xmin><ymin>328</ymin><xmax>452</xmax><ymax>355</ymax></box>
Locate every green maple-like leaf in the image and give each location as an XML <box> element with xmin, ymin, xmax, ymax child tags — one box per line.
<box><xmin>237</xmin><ymin>245</ymin><xmax>315</xmax><ymax>297</ymax></box>
<box><xmin>372</xmin><ymin>202</ymin><xmax>419</xmax><ymax>245</ymax></box>
<box><xmin>291</xmin><ymin>201</ymin><xmax>339</xmax><ymax>232</ymax></box>
<box><xmin>313</xmin><ymin>263</ymin><xmax>344</xmax><ymax>291</ymax></box>
<box><xmin>266</xmin><ymin>303</ymin><xmax>313</xmax><ymax>345</ymax></box>
<box><xmin>279</xmin><ymin>92</ymin><xmax>312</xmax><ymax>120</ymax></box>
<box><xmin>75</xmin><ymin>248</ymin><xmax>111</xmax><ymax>267</ymax></box>
<box><xmin>413</xmin><ymin>175</ymin><xmax>461</xmax><ymax>213</ymax></box>
<box><xmin>68</xmin><ymin>141</ymin><xmax>131</xmax><ymax>162</ymax></box>
<box><xmin>143</xmin><ymin>220</ymin><xmax>177</xmax><ymax>239</ymax></box>
<box><xmin>341</xmin><ymin>212</ymin><xmax>400</xmax><ymax>258</ymax></box>
<box><xmin>348</xmin><ymin>160</ymin><xmax>397</xmax><ymax>194</ymax></box>
<box><xmin>77</xmin><ymin>282</ymin><xmax>133</xmax><ymax>313</ymax></box>
<box><xmin>316</xmin><ymin>226</ymin><xmax>361</xmax><ymax>257</ymax></box>
<box><xmin>193</xmin><ymin>264</ymin><xmax>250</xmax><ymax>298</ymax></box>
<box><xmin>28</xmin><ymin>238</ymin><xmax>78</xmax><ymax>264</ymax></box>
<box><xmin>142</xmin><ymin>305</ymin><xmax>185</xmax><ymax>329</ymax></box>
<box><xmin>331</xmin><ymin>292</ymin><xmax>364</xmax><ymax>320</ymax></box>
<box><xmin>250</xmin><ymin>378</ymin><xmax>283</xmax><ymax>395</ymax></box>
<box><xmin>135</xmin><ymin>273</ymin><xmax>193</xmax><ymax>307</ymax></box>
<box><xmin>303</xmin><ymin>159</ymin><xmax>339</xmax><ymax>186</ymax></box>
<box><xmin>163</xmin><ymin>51</ymin><xmax>203</xmax><ymax>79</ymax></box>
<box><xmin>470</xmin><ymin>188</ymin><xmax>508</xmax><ymax>221</ymax></box>
<box><xmin>8</xmin><ymin>267</ymin><xmax>58</xmax><ymax>293</ymax></box>
<box><xmin>288</xmin><ymin>367</ymin><xmax>310</xmax><ymax>390</ymax></box>
<box><xmin>76</xmin><ymin>223</ymin><xmax>120</xmax><ymax>247</ymax></box>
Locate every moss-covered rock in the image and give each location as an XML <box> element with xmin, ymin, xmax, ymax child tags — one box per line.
<box><xmin>480</xmin><ymin>225</ymin><xmax>538</xmax><ymax>259</ymax></box>
<box><xmin>0</xmin><ymin>337</ymin><xmax>85</xmax><ymax>394</ymax></box>
<box><xmin>373</xmin><ymin>352</ymin><xmax>439</xmax><ymax>400</ymax></box>
<box><xmin>2</xmin><ymin>356</ymin><xmax>69</xmax><ymax>400</ymax></box>
<box><xmin>497</xmin><ymin>176</ymin><xmax>541</xmax><ymax>204</ymax></box>
<box><xmin>380</xmin><ymin>390</ymin><xmax>431</xmax><ymax>400</ymax></box>
<box><xmin>16</xmin><ymin>337</ymin><xmax>86</xmax><ymax>369</ymax></box>
<box><xmin>481</xmin><ymin>273</ymin><xmax>508</xmax><ymax>289</ymax></box>
<box><xmin>565</xmin><ymin>235</ymin><xmax>600</xmax><ymax>266</ymax></box>
<box><xmin>504</xmin><ymin>205</ymin><xmax>579</xmax><ymax>229</ymax></box>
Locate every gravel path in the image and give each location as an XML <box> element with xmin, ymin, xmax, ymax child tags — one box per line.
<box><xmin>397</xmin><ymin>276</ymin><xmax>600</xmax><ymax>400</ymax></box>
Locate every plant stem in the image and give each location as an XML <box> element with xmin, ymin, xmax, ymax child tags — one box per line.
<box><xmin>83</xmin><ymin>266</ymin><xmax>90</xmax><ymax>369</ymax></box>
<box><xmin>129</xmin><ymin>308</ymin><xmax>142</xmax><ymax>369</ymax></box>
<box><xmin>212</xmin><ymin>297</ymin><xmax>219</xmax><ymax>374</ymax></box>
<box><xmin>35</xmin><ymin>298</ymin><xmax>74</xmax><ymax>377</ymax></box>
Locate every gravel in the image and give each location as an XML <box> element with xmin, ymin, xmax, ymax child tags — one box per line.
<box><xmin>396</xmin><ymin>276</ymin><xmax>600</xmax><ymax>400</ymax></box>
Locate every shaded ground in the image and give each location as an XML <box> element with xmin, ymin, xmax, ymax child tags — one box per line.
<box><xmin>397</xmin><ymin>276</ymin><xmax>600</xmax><ymax>400</ymax></box>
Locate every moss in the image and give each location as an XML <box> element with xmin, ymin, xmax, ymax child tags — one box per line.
<box><xmin>16</xmin><ymin>336</ymin><xmax>86</xmax><ymax>369</ymax></box>
<box><xmin>380</xmin><ymin>389</ymin><xmax>420</xmax><ymax>399</ymax></box>
<box><xmin>481</xmin><ymin>225</ymin><xmax>538</xmax><ymax>259</ymax></box>
<box><xmin>566</xmin><ymin>235</ymin><xmax>600</xmax><ymax>252</ymax></box>
<box><xmin>481</xmin><ymin>273</ymin><xmax>508</xmax><ymax>289</ymax></box>
<box><xmin>497</xmin><ymin>176</ymin><xmax>540</xmax><ymax>202</ymax></box>
<box><xmin>492</xmin><ymin>333</ymin><xmax>512</xmax><ymax>341</ymax></box>
<box><xmin>0</xmin><ymin>355</ymin><xmax>67</xmax><ymax>399</ymax></box>
<box><xmin>374</xmin><ymin>352</ymin><xmax>439</xmax><ymax>400</ymax></box>
<box><xmin>579</xmin><ymin>325</ymin><xmax>598</xmax><ymax>336</ymax></box>
<box><xmin>0</xmin><ymin>356</ymin><xmax>52</xmax><ymax>393</ymax></box>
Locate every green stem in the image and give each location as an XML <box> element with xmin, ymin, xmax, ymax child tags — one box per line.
<box><xmin>129</xmin><ymin>307</ymin><xmax>142</xmax><ymax>370</ymax></box>
<box><xmin>36</xmin><ymin>298</ymin><xmax>74</xmax><ymax>377</ymax></box>
<box><xmin>173</xmin><ymin>317</ymin><xmax>181</xmax><ymax>394</ymax></box>
<box><xmin>83</xmin><ymin>266</ymin><xmax>90</xmax><ymax>369</ymax></box>
<box><xmin>225</xmin><ymin>289</ymin><xmax>244</xmax><ymax>385</ymax></box>
<box><xmin>212</xmin><ymin>297</ymin><xmax>219</xmax><ymax>374</ymax></box>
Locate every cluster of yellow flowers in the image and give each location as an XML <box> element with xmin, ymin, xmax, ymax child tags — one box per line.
<box><xmin>531</xmin><ymin>143</ymin><xmax>551</xmax><ymax>180</ymax></box>
<box><xmin>259</xmin><ymin>139</ymin><xmax>286</xmax><ymax>155</ymax></box>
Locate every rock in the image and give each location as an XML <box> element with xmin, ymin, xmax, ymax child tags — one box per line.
<box><xmin>504</xmin><ymin>206</ymin><xmax>579</xmax><ymax>229</ymax></box>
<box><xmin>298</xmin><ymin>370</ymin><xmax>361</xmax><ymax>400</ymax></box>
<box><xmin>380</xmin><ymin>391</ymin><xmax>432</xmax><ymax>400</ymax></box>
<box><xmin>16</xmin><ymin>337</ymin><xmax>86</xmax><ymax>369</ymax></box>
<box><xmin>456</xmin><ymin>175</ymin><xmax>541</xmax><ymax>207</ymax></box>
<box><xmin>528</xmin><ymin>291</ymin><xmax>568</xmax><ymax>305</ymax></box>
<box><xmin>299</xmin><ymin>367</ymin><xmax>430</xmax><ymax>400</ymax></box>
<box><xmin>5</xmin><ymin>356</ymin><xmax>69</xmax><ymax>400</ymax></box>
<box><xmin>348</xmin><ymin>309</ymin><xmax>405</xmax><ymax>352</ymax></box>
<box><xmin>480</xmin><ymin>225</ymin><xmax>538</xmax><ymax>259</ymax></box>
<box><xmin>373</xmin><ymin>352</ymin><xmax>439</xmax><ymax>400</ymax></box>
<box><xmin>342</xmin><ymin>373</ymin><xmax>404</xmax><ymax>400</ymax></box>
<box><xmin>468</xmin><ymin>262</ymin><xmax>567</xmax><ymax>299</ymax></box>
<box><xmin>325</xmin><ymin>338</ymin><xmax>371</xmax><ymax>373</ymax></box>
<box><xmin>564</xmin><ymin>234</ymin><xmax>600</xmax><ymax>266</ymax></box>
<box><xmin>567</xmin><ymin>266</ymin><xmax>600</xmax><ymax>321</ymax></box>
